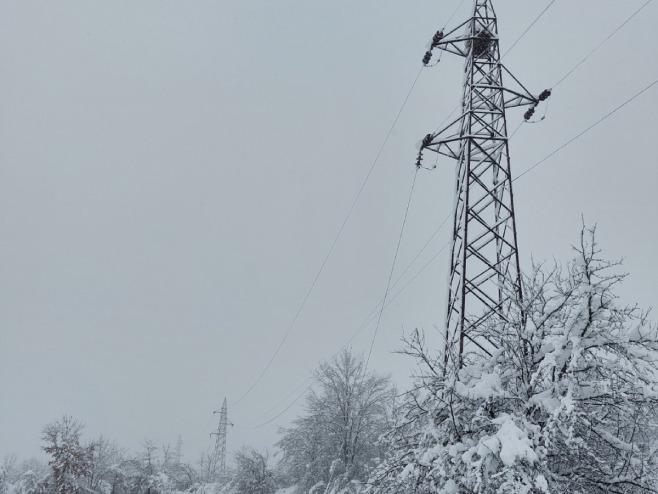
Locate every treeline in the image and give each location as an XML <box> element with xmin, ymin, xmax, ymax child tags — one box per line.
<box><xmin>4</xmin><ymin>227</ymin><xmax>658</xmax><ymax>494</ymax></box>
<box><xmin>1</xmin><ymin>350</ymin><xmax>396</xmax><ymax>494</ymax></box>
<box><xmin>1</xmin><ymin>420</ymin><xmax>201</xmax><ymax>494</ymax></box>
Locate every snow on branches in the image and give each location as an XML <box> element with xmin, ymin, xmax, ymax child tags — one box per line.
<box><xmin>371</xmin><ymin>226</ymin><xmax>658</xmax><ymax>494</ymax></box>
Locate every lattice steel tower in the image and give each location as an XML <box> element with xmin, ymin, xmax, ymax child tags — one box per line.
<box><xmin>417</xmin><ymin>0</ymin><xmax>549</xmax><ymax>372</ymax></box>
<box><xmin>209</xmin><ymin>397</ymin><xmax>232</xmax><ymax>481</ymax></box>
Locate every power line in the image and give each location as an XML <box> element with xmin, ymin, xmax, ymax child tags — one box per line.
<box><xmin>345</xmin><ymin>84</ymin><xmax>658</xmax><ymax>365</ymax></box>
<box><xmin>240</xmin><ymin>0</ymin><xmax>652</xmax><ymax>422</ymax></box>
<box><xmin>247</xmin><ymin>375</ymin><xmax>312</xmax><ymax>427</ymax></box>
<box><xmin>244</xmin><ymin>58</ymin><xmax>527</xmax><ymax>425</ymax></box>
<box><xmin>328</xmin><ymin>73</ymin><xmax>655</xmax><ymax>359</ymax></box>
<box><xmin>501</xmin><ymin>0</ymin><xmax>556</xmax><ymax>59</ymax></box>
<box><xmin>248</xmin><ymin>213</ymin><xmax>448</xmax><ymax>428</ymax></box>
<box><xmin>331</xmin><ymin>219</ymin><xmax>450</xmax><ymax>356</ymax></box>
<box><xmin>251</xmin><ymin>237</ymin><xmax>454</xmax><ymax>429</ymax></box>
<box><xmin>248</xmin><ymin>212</ymin><xmax>452</xmax><ymax>428</ymax></box>
<box><xmin>233</xmin><ymin>66</ymin><xmax>425</xmax><ymax>407</ymax></box>
<box><xmin>247</xmin><ymin>217</ymin><xmax>450</xmax><ymax>427</ymax></box>
<box><xmin>396</xmin><ymin>85</ymin><xmax>658</xmax><ymax>340</ymax></box>
<box><xmin>253</xmin><ymin>383</ymin><xmax>310</xmax><ymax>429</ymax></box>
<box><xmin>552</xmin><ymin>0</ymin><xmax>654</xmax><ymax>89</ymax></box>
<box><xmin>356</xmin><ymin>241</ymin><xmax>451</xmax><ymax>344</ymax></box>
<box><xmin>444</xmin><ymin>0</ymin><xmax>468</xmax><ymax>29</ymax></box>
<box><xmin>358</xmin><ymin>81</ymin><xmax>658</xmax><ymax>370</ymax></box>
<box><xmin>515</xmin><ymin>79</ymin><xmax>658</xmax><ymax>181</ymax></box>
<box><xmin>365</xmin><ymin>168</ymin><xmax>419</xmax><ymax>369</ymax></box>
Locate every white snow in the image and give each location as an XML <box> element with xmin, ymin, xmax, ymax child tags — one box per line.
<box><xmin>493</xmin><ymin>417</ymin><xmax>538</xmax><ymax>467</ymax></box>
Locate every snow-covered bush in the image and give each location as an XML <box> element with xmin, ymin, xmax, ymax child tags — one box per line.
<box><xmin>233</xmin><ymin>447</ymin><xmax>276</xmax><ymax>494</ymax></box>
<box><xmin>371</xmin><ymin>227</ymin><xmax>658</xmax><ymax>494</ymax></box>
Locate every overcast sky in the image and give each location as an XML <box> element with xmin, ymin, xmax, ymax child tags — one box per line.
<box><xmin>1</xmin><ymin>0</ymin><xmax>657</xmax><ymax>465</ymax></box>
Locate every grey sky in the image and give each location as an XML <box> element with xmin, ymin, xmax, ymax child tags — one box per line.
<box><xmin>1</xmin><ymin>0</ymin><xmax>657</xmax><ymax>465</ymax></box>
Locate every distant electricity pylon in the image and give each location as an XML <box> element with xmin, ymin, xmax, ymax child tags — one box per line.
<box><xmin>417</xmin><ymin>0</ymin><xmax>550</xmax><ymax>373</ymax></box>
<box><xmin>209</xmin><ymin>397</ymin><xmax>233</xmax><ymax>482</ymax></box>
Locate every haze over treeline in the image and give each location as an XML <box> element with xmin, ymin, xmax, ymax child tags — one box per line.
<box><xmin>4</xmin><ymin>230</ymin><xmax>658</xmax><ymax>493</ymax></box>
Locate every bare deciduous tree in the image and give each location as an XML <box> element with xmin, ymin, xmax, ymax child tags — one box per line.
<box><xmin>278</xmin><ymin>349</ymin><xmax>396</xmax><ymax>493</ymax></box>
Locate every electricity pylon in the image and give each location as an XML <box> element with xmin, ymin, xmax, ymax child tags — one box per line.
<box><xmin>417</xmin><ymin>0</ymin><xmax>549</xmax><ymax>373</ymax></box>
<box><xmin>209</xmin><ymin>397</ymin><xmax>232</xmax><ymax>482</ymax></box>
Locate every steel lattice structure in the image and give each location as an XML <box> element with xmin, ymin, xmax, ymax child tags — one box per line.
<box><xmin>417</xmin><ymin>0</ymin><xmax>549</xmax><ymax>372</ymax></box>
<box><xmin>209</xmin><ymin>397</ymin><xmax>232</xmax><ymax>482</ymax></box>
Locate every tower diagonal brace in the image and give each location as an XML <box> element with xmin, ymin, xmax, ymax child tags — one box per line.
<box><xmin>417</xmin><ymin>0</ymin><xmax>550</xmax><ymax>374</ymax></box>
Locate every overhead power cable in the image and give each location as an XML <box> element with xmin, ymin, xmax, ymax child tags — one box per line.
<box><xmin>365</xmin><ymin>168</ymin><xmax>419</xmax><ymax>369</ymax></box>
<box><xmin>353</xmin><ymin>83</ymin><xmax>658</xmax><ymax>395</ymax></box>
<box><xmin>244</xmin><ymin>0</ymin><xmax>652</xmax><ymax>424</ymax></box>
<box><xmin>501</xmin><ymin>0</ymin><xmax>556</xmax><ymax>59</ymax></box>
<box><xmin>252</xmin><ymin>168</ymin><xmax>422</xmax><ymax>427</ymax></box>
<box><xmin>253</xmin><ymin>383</ymin><xmax>310</xmax><ymax>429</ymax></box>
<box><xmin>248</xmin><ymin>375</ymin><xmax>313</xmax><ymax>427</ymax></box>
<box><xmin>552</xmin><ymin>0</ymin><xmax>654</xmax><ymax>89</ymax></box>
<box><xmin>444</xmin><ymin>0</ymin><xmax>468</xmax><ymax>29</ymax></box>
<box><xmin>360</xmin><ymin>80</ymin><xmax>658</xmax><ymax>380</ymax></box>
<box><xmin>247</xmin><ymin>217</ymin><xmax>448</xmax><ymax>427</ymax></box>
<box><xmin>257</xmin><ymin>75</ymin><xmax>654</xmax><ymax>423</ymax></box>
<box><xmin>249</xmin><ymin>0</ymin><xmax>658</xmax><ymax>412</ymax></box>
<box><xmin>233</xmin><ymin>67</ymin><xmax>425</xmax><ymax>407</ymax></box>
<box><xmin>252</xmin><ymin>238</ymin><xmax>452</xmax><ymax>430</ymax></box>
<box><xmin>515</xmin><ymin>79</ymin><xmax>658</xmax><ymax>181</ymax></box>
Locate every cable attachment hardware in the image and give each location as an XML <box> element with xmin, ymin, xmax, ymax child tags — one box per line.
<box><xmin>415</xmin><ymin>153</ymin><xmax>423</xmax><ymax>169</ymax></box>
<box><xmin>431</xmin><ymin>30</ymin><xmax>445</xmax><ymax>48</ymax></box>
<box><xmin>422</xmin><ymin>30</ymin><xmax>444</xmax><ymax>66</ymax></box>
<box><xmin>524</xmin><ymin>88</ymin><xmax>552</xmax><ymax>121</ymax></box>
<box><xmin>416</xmin><ymin>133</ymin><xmax>433</xmax><ymax>168</ymax></box>
<box><xmin>538</xmin><ymin>88</ymin><xmax>552</xmax><ymax>101</ymax></box>
<box><xmin>422</xmin><ymin>51</ymin><xmax>432</xmax><ymax>65</ymax></box>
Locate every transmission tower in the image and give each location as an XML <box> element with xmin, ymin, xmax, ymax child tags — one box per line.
<box><xmin>417</xmin><ymin>0</ymin><xmax>550</xmax><ymax>373</ymax></box>
<box><xmin>209</xmin><ymin>397</ymin><xmax>232</xmax><ymax>482</ymax></box>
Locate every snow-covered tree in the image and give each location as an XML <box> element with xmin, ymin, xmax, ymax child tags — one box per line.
<box><xmin>3</xmin><ymin>427</ymin><xmax>203</xmax><ymax>494</ymax></box>
<box><xmin>6</xmin><ymin>469</ymin><xmax>41</xmax><ymax>494</ymax></box>
<box><xmin>129</xmin><ymin>439</ymin><xmax>176</xmax><ymax>494</ymax></box>
<box><xmin>0</xmin><ymin>456</ymin><xmax>17</xmax><ymax>494</ymax></box>
<box><xmin>40</xmin><ymin>416</ymin><xmax>94</xmax><ymax>494</ymax></box>
<box><xmin>0</xmin><ymin>457</ymin><xmax>49</xmax><ymax>494</ymax></box>
<box><xmin>232</xmin><ymin>447</ymin><xmax>276</xmax><ymax>494</ymax></box>
<box><xmin>84</xmin><ymin>436</ymin><xmax>128</xmax><ymax>494</ymax></box>
<box><xmin>371</xmin><ymin>226</ymin><xmax>658</xmax><ymax>494</ymax></box>
<box><xmin>278</xmin><ymin>349</ymin><xmax>396</xmax><ymax>493</ymax></box>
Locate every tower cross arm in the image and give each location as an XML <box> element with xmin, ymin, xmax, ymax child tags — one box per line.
<box><xmin>425</xmin><ymin>19</ymin><xmax>478</xmax><ymax>58</ymax></box>
<box><xmin>500</xmin><ymin>65</ymin><xmax>547</xmax><ymax>108</ymax></box>
<box><xmin>415</xmin><ymin>112</ymin><xmax>468</xmax><ymax>167</ymax></box>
